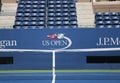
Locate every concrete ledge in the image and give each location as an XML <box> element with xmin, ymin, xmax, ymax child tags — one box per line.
<box><xmin>93</xmin><ymin>0</ymin><xmax>120</xmax><ymax>12</ymax></box>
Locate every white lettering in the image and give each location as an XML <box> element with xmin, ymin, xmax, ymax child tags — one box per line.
<box><xmin>97</xmin><ymin>37</ymin><xmax>120</xmax><ymax>46</ymax></box>
<box><xmin>42</xmin><ymin>40</ymin><xmax>68</xmax><ymax>47</ymax></box>
<box><xmin>0</xmin><ymin>40</ymin><xmax>17</xmax><ymax>48</ymax></box>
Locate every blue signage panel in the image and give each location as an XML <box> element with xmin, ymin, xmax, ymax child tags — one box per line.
<box><xmin>0</xmin><ymin>28</ymin><xmax>120</xmax><ymax>50</ymax></box>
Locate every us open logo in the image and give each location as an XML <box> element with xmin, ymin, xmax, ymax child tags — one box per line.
<box><xmin>42</xmin><ymin>33</ymin><xmax>72</xmax><ymax>50</ymax></box>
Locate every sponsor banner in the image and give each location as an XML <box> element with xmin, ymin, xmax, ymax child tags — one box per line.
<box><xmin>0</xmin><ymin>28</ymin><xmax>120</xmax><ymax>50</ymax></box>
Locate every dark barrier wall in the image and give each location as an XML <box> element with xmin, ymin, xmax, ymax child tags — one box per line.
<box><xmin>1</xmin><ymin>51</ymin><xmax>120</xmax><ymax>70</ymax></box>
<box><xmin>0</xmin><ymin>52</ymin><xmax>52</xmax><ymax>70</ymax></box>
<box><xmin>0</xmin><ymin>28</ymin><xmax>120</xmax><ymax>70</ymax></box>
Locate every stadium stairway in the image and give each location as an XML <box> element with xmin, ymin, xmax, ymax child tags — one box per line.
<box><xmin>76</xmin><ymin>2</ymin><xmax>95</xmax><ymax>28</ymax></box>
<box><xmin>0</xmin><ymin>3</ymin><xmax>17</xmax><ymax>29</ymax></box>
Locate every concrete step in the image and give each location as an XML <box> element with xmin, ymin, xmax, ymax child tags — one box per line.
<box><xmin>77</xmin><ymin>11</ymin><xmax>94</xmax><ymax>14</ymax></box>
<box><xmin>0</xmin><ymin>12</ymin><xmax>16</xmax><ymax>16</ymax></box>
<box><xmin>2</xmin><ymin>3</ymin><xmax>17</xmax><ymax>7</ymax></box>
<box><xmin>1</xmin><ymin>3</ymin><xmax>17</xmax><ymax>12</ymax></box>
<box><xmin>0</xmin><ymin>16</ymin><xmax>15</xmax><ymax>20</ymax></box>
<box><xmin>76</xmin><ymin>2</ymin><xmax>95</xmax><ymax>28</ymax></box>
<box><xmin>77</xmin><ymin>15</ymin><xmax>94</xmax><ymax>19</ymax></box>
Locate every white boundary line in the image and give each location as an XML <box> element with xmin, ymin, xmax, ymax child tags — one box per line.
<box><xmin>0</xmin><ymin>48</ymin><xmax>120</xmax><ymax>52</ymax></box>
<box><xmin>52</xmin><ymin>51</ymin><xmax>56</xmax><ymax>83</ymax></box>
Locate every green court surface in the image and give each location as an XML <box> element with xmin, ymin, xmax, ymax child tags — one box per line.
<box><xmin>1</xmin><ymin>69</ymin><xmax>120</xmax><ymax>73</ymax></box>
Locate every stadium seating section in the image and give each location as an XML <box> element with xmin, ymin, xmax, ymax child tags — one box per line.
<box><xmin>95</xmin><ymin>12</ymin><xmax>120</xmax><ymax>28</ymax></box>
<box><xmin>14</xmin><ymin>0</ymin><xmax>78</xmax><ymax>29</ymax></box>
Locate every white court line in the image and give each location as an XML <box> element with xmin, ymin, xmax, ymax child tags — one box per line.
<box><xmin>0</xmin><ymin>48</ymin><xmax>120</xmax><ymax>52</ymax></box>
<box><xmin>52</xmin><ymin>51</ymin><xmax>56</xmax><ymax>83</ymax></box>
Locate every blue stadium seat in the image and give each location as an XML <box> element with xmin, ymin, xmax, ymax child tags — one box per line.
<box><xmin>63</xmin><ymin>8</ymin><xmax>69</xmax><ymax>12</ymax></box>
<box><xmin>55</xmin><ymin>21</ymin><xmax>63</xmax><ymax>25</ymax></box>
<box><xmin>48</xmin><ymin>12</ymin><xmax>55</xmax><ymax>17</ymax></box>
<box><xmin>113</xmin><ymin>25</ymin><xmax>120</xmax><ymax>28</ymax></box>
<box><xmin>70</xmin><ymin>12</ymin><xmax>76</xmax><ymax>16</ymax></box>
<box><xmin>15</xmin><ymin>21</ymin><xmax>23</xmax><ymax>26</ymax></box>
<box><xmin>38</xmin><ymin>21</ymin><xmax>46</xmax><ymax>25</ymax></box>
<box><xmin>48</xmin><ymin>1</ymin><xmax>54</xmax><ymax>5</ymax></box>
<box><xmin>63</xmin><ymin>4</ymin><xmax>69</xmax><ymax>8</ymax></box>
<box><xmin>56</xmin><ymin>1</ymin><xmax>62</xmax><ymax>4</ymax></box>
<box><xmin>70</xmin><ymin>17</ymin><xmax>77</xmax><ymax>21</ymax></box>
<box><xmin>62</xmin><ymin>1</ymin><xmax>68</xmax><ymax>4</ymax></box>
<box><xmin>18</xmin><ymin>4</ymin><xmax>24</xmax><ymax>8</ymax></box>
<box><xmin>110</xmin><ymin>12</ymin><xmax>119</xmax><ymax>16</ymax></box>
<box><xmin>105</xmin><ymin>25</ymin><xmax>113</xmax><ymax>28</ymax></box>
<box><xmin>95</xmin><ymin>12</ymin><xmax>103</xmax><ymax>16</ymax></box>
<box><xmin>56</xmin><ymin>4</ymin><xmax>62</xmax><ymax>8</ymax></box>
<box><xmin>24</xmin><ymin>13</ymin><xmax>31</xmax><ymax>17</ymax></box>
<box><xmin>70</xmin><ymin>20</ymin><xmax>77</xmax><ymax>25</ymax></box>
<box><xmin>23</xmin><ymin>21</ymin><xmax>30</xmax><ymax>26</ymax></box>
<box><xmin>96</xmin><ymin>25</ymin><xmax>105</xmax><ymax>28</ymax></box>
<box><xmin>111</xmin><ymin>16</ymin><xmax>119</xmax><ymax>20</ymax></box>
<box><xmin>25</xmin><ymin>5</ymin><xmax>31</xmax><ymax>8</ymax></box>
<box><xmin>96</xmin><ymin>21</ymin><xmax>104</xmax><ymax>25</ymax></box>
<box><xmin>24</xmin><ymin>9</ymin><xmax>31</xmax><ymax>13</ymax></box>
<box><xmin>48</xmin><ymin>17</ymin><xmax>55</xmax><ymax>21</ymax></box>
<box><xmin>63</xmin><ymin>12</ymin><xmax>70</xmax><ymax>16</ymax></box>
<box><xmin>16</xmin><ymin>13</ymin><xmax>23</xmax><ymax>17</ymax></box>
<box><xmin>69</xmin><ymin>3</ymin><xmax>76</xmax><ymax>8</ymax></box>
<box><xmin>48</xmin><ymin>9</ymin><xmax>55</xmax><ymax>13</ymax></box>
<box><xmin>48</xmin><ymin>4</ymin><xmax>55</xmax><ymax>8</ymax></box>
<box><xmin>55</xmin><ymin>17</ymin><xmax>63</xmax><ymax>21</ymax></box>
<box><xmin>30</xmin><ymin>21</ymin><xmax>38</xmax><ymax>26</ymax></box>
<box><xmin>23</xmin><ymin>17</ymin><xmax>31</xmax><ymax>21</ymax></box>
<box><xmin>112</xmin><ymin>20</ymin><xmax>119</xmax><ymax>25</ymax></box>
<box><xmin>104</xmin><ymin>21</ymin><xmax>112</xmax><ymax>25</ymax></box>
<box><xmin>55</xmin><ymin>12</ymin><xmax>62</xmax><ymax>17</ymax></box>
<box><xmin>103</xmin><ymin>12</ymin><xmax>110</xmax><ymax>16</ymax></box>
<box><xmin>16</xmin><ymin>17</ymin><xmax>23</xmax><ymax>21</ymax></box>
<box><xmin>47</xmin><ymin>21</ymin><xmax>55</xmax><ymax>26</ymax></box>
<box><xmin>103</xmin><ymin>16</ymin><xmax>111</xmax><ymax>21</ymax></box>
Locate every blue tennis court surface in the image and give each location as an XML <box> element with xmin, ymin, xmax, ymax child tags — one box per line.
<box><xmin>0</xmin><ymin>80</ymin><xmax>120</xmax><ymax>83</ymax></box>
<box><xmin>0</xmin><ymin>71</ymin><xmax>120</xmax><ymax>83</ymax></box>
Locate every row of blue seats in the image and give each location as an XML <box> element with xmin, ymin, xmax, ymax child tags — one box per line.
<box><xmin>14</xmin><ymin>26</ymin><xmax>46</xmax><ymax>29</ymax></box>
<box><xmin>16</xmin><ymin>13</ymin><xmax>76</xmax><ymax>17</ymax></box>
<box><xmin>96</xmin><ymin>12</ymin><xmax>120</xmax><ymax>16</ymax></box>
<box><xmin>15</xmin><ymin>21</ymin><xmax>77</xmax><ymax>25</ymax></box>
<box><xmin>96</xmin><ymin>25</ymin><xmax>120</xmax><ymax>28</ymax></box>
<box><xmin>17</xmin><ymin>8</ymin><xmax>76</xmax><ymax>13</ymax></box>
<box><xmin>96</xmin><ymin>20</ymin><xmax>120</xmax><ymax>25</ymax></box>
<box><xmin>48</xmin><ymin>8</ymin><xmax>76</xmax><ymax>13</ymax></box>
<box><xmin>19</xmin><ymin>1</ymin><xmax>46</xmax><ymax>5</ymax></box>
<box><xmin>16</xmin><ymin>17</ymin><xmax>46</xmax><ymax>21</ymax></box>
<box><xmin>19</xmin><ymin>1</ymin><xmax>74</xmax><ymax>5</ymax></box>
<box><xmin>96</xmin><ymin>16</ymin><xmax>120</xmax><ymax>21</ymax></box>
<box><xmin>18</xmin><ymin>4</ymin><xmax>46</xmax><ymax>8</ymax></box>
<box><xmin>15</xmin><ymin>17</ymin><xmax>77</xmax><ymax>21</ymax></box>
<box><xmin>20</xmin><ymin>0</ymin><xmax>75</xmax><ymax>1</ymax></box>
<box><xmin>14</xmin><ymin>25</ymin><xmax>77</xmax><ymax>29</ymax></box>
<box><xmin>18</xmin><ymin>4</ymin><xmax>75</xmax><ymax>9</ymax></box>
<box><xmin>16</xmin><ymin>13</ymin><xmax>46</xmax><ymax>17</ymax></box>
<box><xmin>47</xmin><ymin>21</ymin><xmax>77</xmax><ymax>25</ymax></box>
<box><xmin>15</xmin><ymin>21</ymin><xmax>46</xmax><ymax>26</ymax></box>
